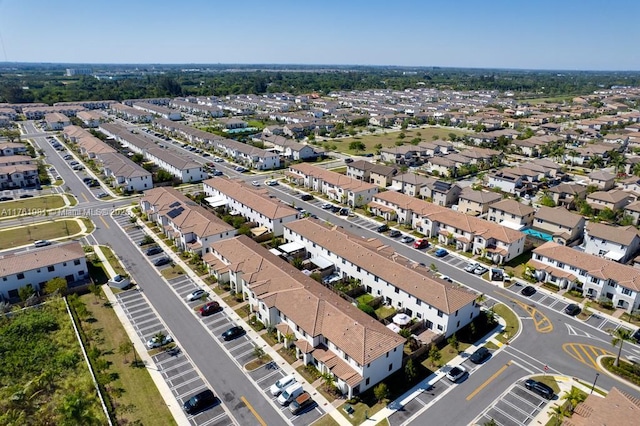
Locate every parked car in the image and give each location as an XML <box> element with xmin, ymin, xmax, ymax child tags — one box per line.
<box><xmin>72</xmin><ymin>165</ymin><xmax>84</xmax><ymax>171</ymax></box>
<box><xmin>0</xmin><ymin>196</ymin><xmax>13</xmax><ymax>201</ymax></box>
<box><xmin>145</xmin><ymin>246</ymin><xmax>163</xmax><ymax>256</ymax></box>
<box><xmin>183</xmin><ymin>389</ymin><xmax>216</xmax><ymax>414</ymax></box>
<box><xmin>400</xmin><ymin>235</ymin><xmax>415</xmax><ymax>244</ymax></box>
<box><xmin>330</xmin><ymin>205</ymin><xmax>341</xmax><ymax>213</ymax></box>
<box><xmin>96</xmin><ymin>192</ymin><xmax>108</xmax><ymax>198</ymax></box>
<box><xmin>270</xmin><ymin>374</ymin><xmax>297</xmax><ymax>396</ymax></box>
<box><xmin>434</xmin><ymin>248</ymin><xmax>449</xmax><ymax>257</ymax></box>
<box><xmin>388</xmin><ymin>229</ymin><xmax>401</xmax><ymax>238</ymax></box>
<box><xmin>469</xmin><ymin>347</ymin><xmax>491</xmax><ymax>364</ymax></box>
<box><xmin>265</xmin><ymin>180</ymin><xmax>278</xmax><ymax>186</ymax></box>
<box><xmin>212</xmin><ymin>170</ymin><xmax>224</xmax><ymax>176</ymax></box>
<box><xmin>146</xmin><ymin>334</ymin><xmax>173</xmax><ymax>349</ymax></box>
<box><xmin>413</xmin><ymin>239</ymin><xmax>429</xmax><ymax>249</ymax></box>
<box><xmin>473</xmin><ymin>265</ymin><xmax>488</xmax><ymax>276</ymax></box>
<box><xmin>633</xmin><ymin>328</ymin><xmax>640</xmax><ymax>344</ymax></box>
<box><xmin>251</xmin><ymin>181</ymin><xmax>261</xmax><ymax>187</ymax></box>
<box><xmin>289</xmin><ymin>392</ymin><xmax>314</xmax><ymax>415</ymax></box>
<box><xmin>338</xmin><ymin>208</ymin><xmax>350</xmax><ymax>216</ymax></box>
<box><xmin>439</xmin><ymin>275</ymin><xmax>453</xmax><ymax>283</ymax></box>
<box><xmin>69</xmin><ymin>161</ymin><xmax>79</xmax><ymax>166</ymax></box>
<box><xmin>277</xmin><ymin>383</ymin><xmax>304</xmax><ymax>405</ymax></box>
<box><xmin>187</xmin><ymin>289</ymin><xmax>208</xmax><ymax>302</ymax></box>
<box><xmin>376</xmin><ymin>224</ymin><xmax>389</xmax><ymax>233</ymax></box>
<box><xmin>565</xmin><ymin>303</ymin><xmax>581</xmax><ymax>316</ymax></box>
<box><xmin>213</xmin><ymin>157</ymin><xmax>224</xmax><ymax>162</ymax></box>
<box><xmin>33</xmin><ymin>240</ymin><xmax>51</xmax><ymax>247</ymax></box>
<box><xmin>524</xmin><ymin>379</ymin><xmax>554</xmax><ymax>399</ymax></box>
<box><xmin>19</xmin><ymin>194</ymin><xmax>34</xmax><ymax>198</ymax></box>
<box><xmin>63</xmin><ymin>154</ymin><xmax>73</xmax><ymax>160</ymax></box>
<box><xmin>321</xmin><ymin>202</ymin><xmax>333</xmax><ymax>209</ymax></box>
<box><xmin>464</xmin><ymin>262</ymin><xmax>479</xmax><ymax>273</ymax></box>
<box><xmin>153</xmin><ymin>256</ymin><xmax>171</xmax><ymax>267</ymax></box>
<box><xmin>199</xmin><ymin>301</ymin><xmax>220</xmax><ymax>316</ymax></box>
<box><xmin>521</xmin><ymin>286</ymin><xmax>537</xmax><ymax>297</ymax></box>
<box><xmin>344</xmin><ymin>158</ymin><xmax>353</xmax><ymax>163</ymax></box>
<box><xmin>300</xmin><ymin>194</ymin><xmax>314</xmax><ymax>201</ymax></box>
<box><xmin>222</xmin><ymin>326</ymin><xmax>245</xmax><ymax>341</ymax></box>
<box><xmin>446</xmin><ymin>365</ymin><xmax>466</xmax><ymax>382</ymax></box>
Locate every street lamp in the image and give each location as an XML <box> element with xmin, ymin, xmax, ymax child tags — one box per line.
<box><xmin>590</xmin><ymin>372</ymin><xmax>600</xmax><ymax>394</ymax></box>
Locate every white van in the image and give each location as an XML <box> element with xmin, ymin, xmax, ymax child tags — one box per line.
<box><xmin>270</xmin><ymin>374</ymin><xmax>296</xmax><ymax>396</ymax></box>
<box><xmin>277</xmin><ymin>383</ymin><xmax>303</xmax><ymax>405</ymax></box>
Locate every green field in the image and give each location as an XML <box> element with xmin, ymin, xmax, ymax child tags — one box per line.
<box><xmin>0</xmin><ymin>219</ymin><xmax>82</xmax><ymax>249</ymax></box>
<box><xmin>0</xmin><ymin>298</ymin><xmax>107</xmax><ymax>425</ymax></box>
<box><xmin>0</xmin><ymin>194</ymin><xmax>67</xmax><ymax>219</ymax></box>
<box><xmin>78</xmin><ymin>293</ymin><xmax>176</xmax><ymax>425</ymax></box>
<box><xmin>321</xmin><ymin>126</ymin><xmax>469</xmax><ymax>156</ymax></box>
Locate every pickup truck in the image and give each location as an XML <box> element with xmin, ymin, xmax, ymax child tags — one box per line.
<box><xmin>289</xmin><ymin>391</ymin><xmax>313</xmax><ymax>415</ymax></box>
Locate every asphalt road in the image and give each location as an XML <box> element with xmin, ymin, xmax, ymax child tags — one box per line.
<box><xmin>17</xmin><ymin>122</ymin><xmax>640</xmax><ymax>425</ymax></box>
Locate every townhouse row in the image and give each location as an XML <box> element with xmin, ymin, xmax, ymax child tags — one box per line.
<box><xmin>99</xmin><ymin>122</ymin><xmax>207</xmax><ymax>183</ymax></box>
<box><xmin>0</xmin><ymin>242</ymin><xmax>88</xmax><ymax>301</ymax></box>
<box><xmin>62</xmin><ymin>125</ymin><xmax>152</xmax><ymax>192</ymax></box>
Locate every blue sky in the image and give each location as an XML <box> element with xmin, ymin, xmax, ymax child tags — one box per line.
<box><xmin>0</xmin><ymin>0</ymin><xmax>638</xmax><ymax>70</ymax></box>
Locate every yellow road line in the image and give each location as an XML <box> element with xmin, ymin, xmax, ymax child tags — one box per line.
<box><xmin>580</xmin><ymin>346</ymin><xmax>599</xmax><ymax>369</ymax></box>
<box><xmin>466</xmin><ymin>361</ymin><xmax>512</xmax><ymax>401</ymax></box>
<box><xmin>240</xmin><ymin>396</ymin><xmax>267</xmax><ymax>426</ymax></box>
<box><xmin>99</xmin><ymin>216</ymin><xmax>110</xmax><ymax>229</ymax></box>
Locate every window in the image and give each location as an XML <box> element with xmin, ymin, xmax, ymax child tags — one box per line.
<box><xmin>456</xmin><ymin>321</ymin><xmax>460</xmax><ymax>328</ymax></box>
<box><xmin>386</xmin><ymin>352</ymin><xmax>389</xmax><ymax>358</ymax></box>
<box><xmin>388</xmin><ymin>363</ymin><xmax>393</xmax><ymax>371</ymax></box>
<box><xmin>74</xmin><ymin>259</ymin><xmax>80</xmax><ymax>265</ymax></box>
<box><xmin>366</xmin><ymin>378</ymin><xmax>370</xmax><ymax>386</ymax></box>
<box><xmin>437</xmin><ymin>310</ymin><xmax>443</xmax><ymax>318</ymax></box>
<box><xmin>590</xmin><ymin>276</ymin><xmax>599</xmax><ymax>284</ymax></box>
<box><xmin>622</xmin><ymin>288</ymin><xmax>632</xmax><ymax>296</ymax></box>
<box><xmin>17</xmin><ymin>273</ymin><xmax>25</xmax><ymax>280</ymax></box>
<box><xmin>48</xmin><ymin>266</ymin><xmax>55</xmax><ymax>272</ymax></box>
<box><xmin>437</xmin><ymin>324</ymin><xmax>443</xmax><ymax>331</ymax></box>
<box><xmin>416</xmin><ymin>298</ymin><xmax>421</xmax><ymax>306</ymax></box>
<box><xmin>343</xmin><ymin>353</ymin><xmax>348</xmax><ymax>361</ymax></box>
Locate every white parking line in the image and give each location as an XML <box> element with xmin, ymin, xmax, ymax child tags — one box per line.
<box><xmin>256</xmin><ymin>369</ymin><xmax>283</xmax><ymax>385</ymax></box>
<box><xmin>490</xmin><ymin>404</ymin><xmax>527</xmax><ymax>426</ymax></box>
<box><xmin>198</xmin><ymin>412</ymin><xmax>230</xmax><ymax>426</ymax></box>
<box><xmin>170</xmin><ymin>375</ymin><xmax>202</xmax><ymax>391</ymax></box>
<box><xmin>156</xmin><ymin>358</ymin><xmax>191</xmax><ymax>370</ymax></box>
<box><xmin>176</xmin><ymin>384</ymin><xmax>207</xmax><ymax>401</ymax></box>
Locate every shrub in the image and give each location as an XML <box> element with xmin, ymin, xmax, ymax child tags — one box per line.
<box><xmin>357</xmin><ymin>303</ymin><xmax>376</xmax><ymax>317</ymax></box>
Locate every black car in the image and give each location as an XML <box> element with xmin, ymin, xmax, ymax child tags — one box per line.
<box><xmin>300</xmin><ymin>194</ymin><xmax>314</xmax><ymax>201</ymax></box>
<box><xmin>145</xmin><ymin>246</ymin><xmax>163</xmax><ymax>256</ymax></box>
<box><xmin>469</xmin><ymin>347</ymin><xmax>490</xmax><ymax>364</ymax></box>
<box><xmin>183</xmin><ymin>389</ymin><xmax>216</xmax><ymax>414</ymax></box>
<box><xmin>376</xmin><ymin>224</ymin><xmax>389</xmax><ymax>233</ymax></box>
<box><xmin>153</xmin><ymin>256</ymin><xmax>171</xmax><ymax>267</ymax></box>
<box><xmin>344</xmin><ymin>158</ymin><xmax>353</xmax><ymax>163</ymax></box>
<box><xmin>330</xmin><ymin>205</ymin><xmax>341</xmax><ymax>213</ymax></box>
<box><xmin>524</xmin><ymin>379</ymin><xmax>554</xmax><ymax>399</ymax></box>
<box><xmin>0</xmin><ymin>196</ymin><xmax>13</xmax><ymax>201</ymax></box>
<box><xmin>565</xmin><ymin>303</ymin><xmax>581</xmax><ymax>316</ymax></box>
<box><xmin>521</xmin><ymin>286</ymin><xmax>537</xmax><ymax>297</ymax></box>
<box><xmin>19</xmin><ymin>194</ymin><xmax>34</xmax><ymax>198</ymax></box>
<box><xmin>222</xmin><ymin>326</ymin><xmax>245</xmax><ymax>341</ymax></box>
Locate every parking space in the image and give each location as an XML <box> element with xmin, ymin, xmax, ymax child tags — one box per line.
<box><xmin>388</xmin><ymin>379</ymin><xmax>453</xmax><ymax>426</ymax></box>
<box><xmin>115</xmin><ymin>289</ymin><xmax>234</xmax><ymax>425</ymax></box>
<box><xmin>247</xmin><ymin>362</ymin><xmax>324</xmax><ymax>424</ymax></box>
<box><xmin>475</xmin><ymin>381</ymin><xmax>552</xmax><ymax>426</ymax></box>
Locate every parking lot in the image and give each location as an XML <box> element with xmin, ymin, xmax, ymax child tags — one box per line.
<box><xmin>247</xmin><ymin>363</ymin><xmax>324</xmax><ymax>424</ymax></box>
<box><xmin>115</xmin><ymin>290</ymin><xmax>234</xmax><ymax>426</ymax></box>
<box><xmin>474</xmin><ymin>380</ymin><xmax>553</xmax><ymax>426</ymax></box>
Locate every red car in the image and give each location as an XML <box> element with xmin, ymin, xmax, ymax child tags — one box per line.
<box><xmin>413</xmin><ymin>239</ymin><xmax>429</xmax><ymax>249</ymax></box>
<box><xmin>199</xmin><ymin>301</ymin><xmax>220</xmax><ymax>316</ymax></box>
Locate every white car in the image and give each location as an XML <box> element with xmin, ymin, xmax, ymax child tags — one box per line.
<box><xmin>251</xmin><ymin>181</ymin><xmax>261</xmax><ymax>187</ymax></box>
<box><xmin>265</xmin><ymin>180</ymin><xmax>278</xmax><ymax>186</ymax></box>
<box><xmin>446</xmin><ymin>365</ymin><xmax>466</xmax><ymax>382</ymax></box>
<box><xmin>320</xmin><ymin>202</ymin><xmax>333</xmax><ymax>209</ymax></box>
<box><xmin>33</xmin><ymin>240</ymin><xmax>51</xmax><ymax>248</ymax></box>
<box><xmin>187</xmin><ymin>289</ymin><xmax>208</xmax><ymax>302</ymax></box>
<box><xmin>146</xmin><ymin>334</ymin><xmax>173</xmax><ymax>349</ymax></box>
<box><xmin>270</xmin><ymin>375</ymin><xmax>296</xmax><ymax>396</ymax></box>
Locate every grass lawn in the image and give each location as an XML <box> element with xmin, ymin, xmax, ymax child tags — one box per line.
<box><xmin>338</xmin><ymin>400</ymin><xmax>387</xmax><ymax>426</ymax></box>
<box><xmin>493</xmin><ymin>304</ymin><xmax>520</xmax><ymax>343</ymax></box>
<box><xmin>485</xmin><ymin>341</ymin><xmax>499</xmax><ymax>350</ymax></box>
<box><xmin>375</xmin><ymin>305</ymin><xmax>396</xmax><ymax>319</ymax></box>
<box><xmin>438</xmin><ymin>342</ymin><xmax>472</xmax><ymax>365</ymax></box>
<box><xmin>564</xmin><ymin>292</ymin><xmax>585</xmax><ymax>303</ymax></box>
<box><xmin>260</xmin><ymin>331</ymin><xmax>279</xmax><ymax>347</ymax></box>
<box><xmin>212</xmin><ymin>284</ymin><xmax>230</xmax><ymax>295</ymax></box>
<box><xmin>356</xmin><ymin>294</ymin><xmax>375</xmax><ymax>305</ymax></box>
<box><xmin>160</xmin><ymin>265</ymin><xmax>185</xmax><ymax>280</ymax></box>
<box><xmin>296</xmin><ymin>365</ymin><xmax>321</xmax><ymax>383</ymax></box>
<box><xmin>311</xmin><ymin>414</ymin><xmax>340</xmax><ymax>426</ymax></box>
<box><xmin>621</xmin><ymin>313</ymin><xmax>640</xmax><ymax>327</ymax></box>
<box><xmin>235</xmin><ymin>304</ymin><xmax>251</xmax><ymax>319</ymax></box>
<box><xmin>222</xmin><ymin>294</ymin><xmax>242</xmax><ymax>307</ymax></box>
<box><xmin>0</xmin><ymin>194</ymin><xmax>66</xmax><ymax>217</ymax></box>
<box><xmin>245</xmin><ymin>355</ymin><xmax>272</xmax><ymax>371</ymax></box>
<box><xmin>99</xmin><ymin>245</ymin><xmax>126</xmax><ymax>277</ymax></box>
<box><xmin>0</xmin><ymin>219</ymin><xmax>81</xmax><ymax>249</ymax></box>
<box><xmin>80</xmin><ymin>293</ymin><xmax>176</xmax><ymax>425</ymax></box>
<box><xmin>278</xmin><ymin>347</ymin><xmax>298</xmax><ymax>364</ymax></box>
<box><xmin>328</xmin><ymin>126</ymin><xmax>468</xmax><ymax>156</ymax></box>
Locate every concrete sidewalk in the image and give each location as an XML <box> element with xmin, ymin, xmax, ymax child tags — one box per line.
<box><xmin>93</xmin><ymin>244</ymin><xmax>191</xmax><ymax>425</ymax></box>
<box><xmin>126</xmin><ymin>210</ymin><xmax>353</xmax><ymax>426</ymax></box>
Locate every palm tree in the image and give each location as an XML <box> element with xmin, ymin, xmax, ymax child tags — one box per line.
<box><xmin>562</xmin><ymin>387</ymin><xmax>587</xmax><ymax>413</ymax></box>
<box><xmin>611</xmin><ymin>328</ymin><xmax>634</xmax><ymax>367</ymax></box>
<box><xmin>547</xmin><ymin>404</ymin><xmax>566</xmax><ymax>426</ymax></box>
<box><xmin>587</xmin><ymin>155</ymin><xmax>605</xmax><ymax>170</ymax></box>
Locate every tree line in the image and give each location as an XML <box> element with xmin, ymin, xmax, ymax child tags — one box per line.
<box><xmin>2</xmin><ymin>66</ymin><xmax>640</xmax><ymax>105</ymax></box>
